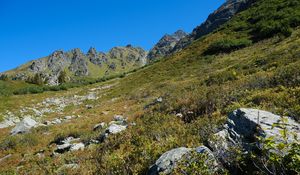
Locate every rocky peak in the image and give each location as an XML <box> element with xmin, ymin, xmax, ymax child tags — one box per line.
<box><xmin>172</xmin><ymin>0</ymin><xmax>253</xmax><ymax>53</ymax></box>
<box><xmin>87</xmin><ymin>47</ymin><xmax>97</xmax><ymax>57</ymax></box>
<box><xmin>172</xmin><ymin>30</ymin><xmax>187</xmax><ymax>40</ymax></box>
<box><xmin>147</xmin><ymin>30</ymin><xmax>187</xmax><ymax>61</ymax></box>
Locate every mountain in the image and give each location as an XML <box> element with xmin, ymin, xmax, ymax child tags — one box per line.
<box><xmin>4</xmin><ymin>45</ymin><xmax>147</xmax><ymax>85</ymax></box>
<box><xmin>172</xmin><ymin>0</ymin><xmax>254</xmax><ymax>53</ymax></box>
<box><xmin>0</xmin><ymin>0</ymin><xmax>300</xmax><ymax>174</ymax></box>
<box><xmin>147</xmin><ymin>30</ymin><xmax>187</xmax><ymax>62</ymax></box>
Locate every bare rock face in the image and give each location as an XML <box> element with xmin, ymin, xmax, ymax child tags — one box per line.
<box><xmin>147</xmin><ymin>30</ymin><xmax>187</xmax><ymax>61</ymax></box>
<box><xmin>87</xmin><ymin>47</ymin><xmax>108</xmax><ymax>66</ymax></box>
<box><xmin>69</xmin><ymin>48</ymin><xmax>89</xmax><ymax>76</ymax></box>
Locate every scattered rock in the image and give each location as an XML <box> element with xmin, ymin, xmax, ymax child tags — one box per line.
<box><xmin>10</xmin><ymin>117</ymin><xmax>37</xmax><ymax>135</ymax></box>
<box><xmin>93</xmin><ymin>122</ymin><xmax>106</xmax><ymax>131</ymax></box>
<box><xmin>54</xmin><ymin>137</ymin><xmax>85</xmax><ymax>154</ymax></box>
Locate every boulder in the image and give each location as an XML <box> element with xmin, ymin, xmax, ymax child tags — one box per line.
<box><xmin>148</xmin><ymin>146</ymin><xmax>219</xmax><ymax>175</ymax></box>
<box><xmin>208</xmin><ymin>108</ymin><xmax>300</xmax><ymax>164</ymax></box>
<box><xmin>10</xmin><ymin>117</ymin><xmax>37</xmax><ymax>135</ymax></box>
<box><xmin>93</xmin><ymin>122</ymin><xmax>106</xmax><ymax>131</ymax></box>
<box><xmin>107</xmin><ymin>124</ymin><xmax>127</xmax><ymax>134</ymax></box>
<box><xmin>148</xmin><ymin>147</ymin><xmax>192</xmax><ymax>175</ymax></box>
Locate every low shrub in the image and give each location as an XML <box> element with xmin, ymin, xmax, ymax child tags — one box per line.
<box><xmin>204</xmin><ymin>38</ymin><xmax>252</xmax><ymax>55</ymax></box>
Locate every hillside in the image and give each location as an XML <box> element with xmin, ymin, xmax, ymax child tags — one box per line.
<box><xmin>0</xmin><ymin>0</ymin><xmax>299</xmax><ymax>174</ymax></box>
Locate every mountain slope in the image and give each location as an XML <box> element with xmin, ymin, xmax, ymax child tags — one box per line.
<box><xmin>0</xmin><ymin>0</ymin><xmax>299</xmax><ymax>174</ymax></box>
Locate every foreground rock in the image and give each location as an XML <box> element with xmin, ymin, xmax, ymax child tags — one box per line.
<box><xmin>208</xmin><ymin>108</ymin><xmax>300</xmax><ymax>165</ymax></box>
<box><xmin>96</xmin><ymin>115</ymin><xmax>128</xmax><ymax>143</ymax></box>
<box><xmin>10</xmin><ymin>117</ymin><xmax>37</xmax><ymax>135</ymax></box>
<box><xmin>148</xmin><ymin>146</ymin><xmax>218</xmax><ymax>175</ymax></box>
<box><xmin>54</xmin><ymin>137</ymin><xmax>85</xmax><ymax>154</ymax></box>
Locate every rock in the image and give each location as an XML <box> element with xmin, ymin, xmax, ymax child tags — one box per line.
<box><xmin>107</xmin><ymin>124</ymin><xmax>127</xmax><ymax>134</ymax></box>
<box><xmin>0</xmin><ymin>119</ymin><xmax>16</xmax><ymax>129</ymax></box>
<box><xmin>148</xmin><ymin>146</ymin><xmax>219</xmax><ymax>175</ymax></box>
<box><xmin>52</xmin><ymin>118</ymin><xmax>62</xmax><ymax>125</ymax></box>
<box><xmin>113</xmin><ymin>115</ymin><xmax>125</xmax><ymax>121</ymax></box>
<box><xmin>55</xmin><ymin>137</ymin><xmax>84</xmax><ymax>154</ymax></box>
<box><xmin>208</xmin><ymin>108</ymin><xmax>300</xmax><ymax>165</ymax></box>
<box><xmin>10</xmin><ymin>117</ymin><xmax>37</xmax><ymax>135</ymax></box>
<box><xmin>43</xmin><ymin>121</ymin><xmax>52</xmax><ymax>126</ymax></box>
<box><xmin>86</xmin><ymin>93</ymin><xmax>97</xmax><ymax>100</ymax></box>
<box><xmin>64</xmin><ymin>116</ymin><xmax>73</xmax><ymax>120</ymax></box>
<box><xmin>86</xmin><ymin>105</ymin><xmax>93</xmax><ymax>109</ymax></box>
<box><xmin>93</xmin><ymin>122</ymin><xmax>106</xmax><ymax>131</ymax></box>
<box><xmin>70</xmin><ymin>143</ymin><xmax>85</xmax><ymax>151</ymax></box>
<box><xmin>56</xmin><ymin>143</ymin><xmax>72</xmax><ymax>154</ymax></box>
<box><xmin>148</xmin><ymin>147</ymin><xmax>192</xmax><ymax>175</ymax></box>
<box><xmin>175</xmin><ymin>113</ymin><xmax>183</xmax><ymax>118</ymax></box>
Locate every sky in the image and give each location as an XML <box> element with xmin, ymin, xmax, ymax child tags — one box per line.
<box><xmin>0</xmin><ymin>0</ymin><xmax>224</xmax><ymax>72</ymax></box>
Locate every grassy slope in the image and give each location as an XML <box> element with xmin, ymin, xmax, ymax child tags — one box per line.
<box><xmin>0</xmin><ymin>0</ymin><xmax>299</xmax><ymax>174</ymax></box>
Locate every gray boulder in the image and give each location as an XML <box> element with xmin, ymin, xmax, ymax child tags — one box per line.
<box><xmin>148</xmin><ymin>147</ymin><xmax>192</xmax><ymax>175</ymax></box>
<box><xmin>10</xmin><ymin>117</ymin><xmax>37</xmax><ymax>135</ymax></box>
<box><xmin>208</xmin><ymin>108</ymin><xmax>300</xmax><ymax>164</ymax></box>
<box><xmin>107</xmin><ymin>124</ymin><xmax>127</xmax><ymax>134</ymax></box>
<box><xmin>148</xmin><ymin>146</ymin><xmax>219</xmax><ymax>175</ymax></box>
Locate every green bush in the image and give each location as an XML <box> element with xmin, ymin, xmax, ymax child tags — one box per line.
<box><xmin>13</xmin><ymin>86</ymin><xmax>44</xmax><ymax>95</ymax></box>
<box><xmin>204</xmin><ymin>38</ymin><xmax>252</xmax><ymax>55</ymax></box>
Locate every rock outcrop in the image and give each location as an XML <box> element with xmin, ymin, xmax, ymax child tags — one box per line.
<box><xmin>208</xmin><ymin>108</ymin><xmax>300</xmax><ymax>165</ymax></box>
<box><xmin>10</xmin><ymin>117</ymin><xmax>37</xmax><ymax>135</ymax></box>
<box><xmin>147</xmin><ymin>30</ymin><xmax>187</xmax><ymax>61</ymax></box>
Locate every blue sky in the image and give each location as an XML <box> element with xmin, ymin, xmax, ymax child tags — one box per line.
<box><xmin>0</xmin><ymin>0</ymin><xmax>224</xmax><ymax>72</ymax></box>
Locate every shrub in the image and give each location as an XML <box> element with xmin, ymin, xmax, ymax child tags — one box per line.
<box><xmin>204</xmin><ymin>38</ymin><xmax>252</xmax><ymax>55</ymax></box>
<box><xmin>0</xmin><ymin>74</ymin><xmax>9</xmax><ymax>81</ymax></box>
<box><xmin>13</xmin><ymin>86</ymin><xmax>44</xmax><ymax>95</ymax></box>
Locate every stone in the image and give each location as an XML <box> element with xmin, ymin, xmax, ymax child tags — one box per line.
<box><xmin>148</xmin><ymin>147</ymin><xmax>192</xmax><ymax>175</ymax></box>
<box><xmin>56</xmin><ymin>143</ymin><xmax>72</xmax><ymax>154</ymax></box>
<box><xmin>10</xmin><ymin>117</ymin><xmax>37</xmax><ymax>135</ymax></box>
<box><xmin>148</xmin><ymin>146</ymin><xmax>219</xmax><ymax>175</ymax></box>
<box><xmin>70</xmin><ymin>143</ymin><xmax>85</xmax><ymax>151</ymax></box>
<box><xmin>107</xmin><ymin>124</ymin><xmax>127</xmax><ymax>134</ymax></box>
<box><xmin>114</xmin><ymin>115</ymin><xmax>125</xmax><ymax>121</ymax></box>
<box><xmin>93</xmin><ymin>122</ymin><xmax>106</xmax><ymax>131</ymax></box>
<box><xmin>208</xmin><ymin>108</ymin><xmax>300</xmax><ymax>165</ymax></box>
